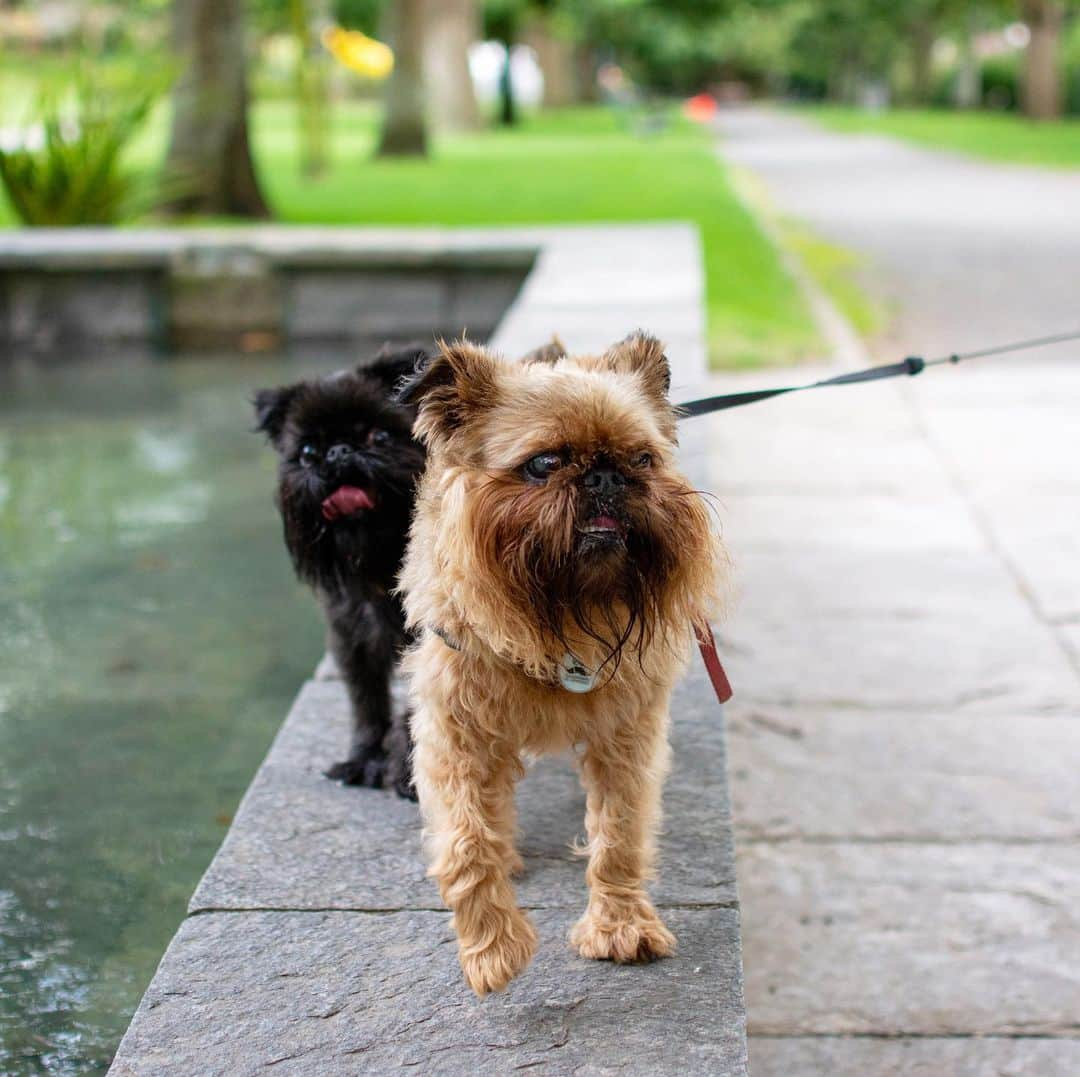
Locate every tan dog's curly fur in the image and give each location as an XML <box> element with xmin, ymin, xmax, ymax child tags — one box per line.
<box><xmin>398</xmin><ymin>332</ymin><xmax>726</xmax><ymax>996</ymax></box>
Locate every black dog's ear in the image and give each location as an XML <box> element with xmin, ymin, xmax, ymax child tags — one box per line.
<box><xmin>397</xmin><ymin>338</ymin><xmax>500</xmax><ymax>449</ymax></box>
<box><xmin>520</xmin><ymin>335</ymin><xmax>567</xmax><ymax>366</ymax></box>
<box><xmin>360</xmin><ymin>344</ymin><xmax>431</xmax><ymax>396</ymax></box>
<box><xmin>253</xmin><ymin>384</ymin><xmax>300</xmax><ymax>447</ymax></box>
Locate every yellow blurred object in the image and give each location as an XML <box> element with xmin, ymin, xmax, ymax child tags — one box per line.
<box><xmin>321</xmin><ymin>26</ymin><xmax>394</xmax><ymax>80</ymax></box>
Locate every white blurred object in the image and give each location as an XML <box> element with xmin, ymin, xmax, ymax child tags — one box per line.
<box><xmin>1004</xmin><ymin>22</ymin><xmax>1031</xmax><ymax>50</ymax></box>
<box><xmin>469</xmin><ymin>42</ymin><xmax>544</xmax><ymax>109</ymax></box>
<box><xmin>0</xmin><ymin>125</ymin><xmax>46</xmax><ymax>153</ymax></box>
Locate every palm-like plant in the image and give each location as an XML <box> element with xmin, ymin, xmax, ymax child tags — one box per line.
<box><xmin>0</xmin><ymin>69</ymin><xmax>167</xmax><ymax>226</ymax></box>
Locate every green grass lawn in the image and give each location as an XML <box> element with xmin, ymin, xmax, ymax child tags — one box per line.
<box><xmin>802</xmin><ymin>105</ymin><xmax>1080</xmax><ymax>169</ymax></box>
<box><xmin>0</xmin><ymin>91</ymin><xmax>820</xmax><ymax>367</ymax></box>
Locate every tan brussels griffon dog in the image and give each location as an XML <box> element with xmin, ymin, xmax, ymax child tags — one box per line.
<box><xmin>397</xmin><ymin>332</ymin><xmax>725</xmax><ymax>996</ymax></box>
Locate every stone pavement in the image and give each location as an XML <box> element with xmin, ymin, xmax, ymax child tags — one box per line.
<box><xmin>712</xmin><ymin>108</ymin><xmax>1080</xmax><ymax>1074</ymax></box>
<box><xmin>108</xmin><ymin>224</ymin><xmax>749</xmax><ymax>1075</ymax></box>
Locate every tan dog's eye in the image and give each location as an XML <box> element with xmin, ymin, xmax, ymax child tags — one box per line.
<box><xmin>524</xmin><ymin>452</ymin><xmax>563</xmax><ymax>482</ymax></box>
<box><xmin>632</xmin><ymin>452</ymin><xmax>653</xmax><ymax>469</ymax></box>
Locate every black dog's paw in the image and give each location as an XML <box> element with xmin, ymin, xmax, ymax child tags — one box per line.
<box><xmin>382</xmin><ymin>714</ymin><xmax>417</xmax><ymax>801</ymax></box>
<box><xmin>324</xmin><ymin>746</ymin><xmax>387</xmax><ymax>788</ymax></box>
<box><xmin>393</xmin><ymin>770</ymin><xmax>418</xmax><ymax>802</ymax></box>
<box><xmin>385</xmin><ymin>750</ymin><xmax>417</xmax><ymax>801</ymax></box>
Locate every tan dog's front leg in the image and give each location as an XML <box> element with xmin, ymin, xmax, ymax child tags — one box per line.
<box><xmin>414</xmin><ymin>715</ymin><xmax>537</xmax><ymax>996</ymax></box>
<box><xmin>571</xmin><ymin>706</ymin><xmax>676</xmax><ymax>964</ymax></box>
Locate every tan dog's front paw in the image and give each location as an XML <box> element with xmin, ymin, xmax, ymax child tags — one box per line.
<box><xmin>571</xmin><ymin>901</ymin><xmax>676</xmax><ymax>964</ymax></box>
<box><xmin>459</xmin><ymin>908</ymin><xmax>538</xmax><ymax>996</ymax></box>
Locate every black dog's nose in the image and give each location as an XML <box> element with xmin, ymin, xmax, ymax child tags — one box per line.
<box><xmin>325</xmin><ymin>444</ymin><xmax>353</xmax><ymax>468</ymax></box>
<box><xmin>582</xmin><ymin>465</ymin><xmax>626</xmax><ymax>497</ymax></box>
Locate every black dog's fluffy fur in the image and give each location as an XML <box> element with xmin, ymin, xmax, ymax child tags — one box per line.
<box><xmin>254</xmin><ymin>347</ymin><xmax>427</xmax><ymax>799</ymax></box>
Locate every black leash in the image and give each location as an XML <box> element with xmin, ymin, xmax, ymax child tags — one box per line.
<box><xmin>676</xmin><ymin>329</ymin><xmax>1080</xmax><ymax>419</ymax></box>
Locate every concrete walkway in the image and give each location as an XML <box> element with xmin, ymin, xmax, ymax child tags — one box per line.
<box><xmin>711</xmin><ymin>108</ymin><xmax>1080</xmax><ymax>1074</ymax></box>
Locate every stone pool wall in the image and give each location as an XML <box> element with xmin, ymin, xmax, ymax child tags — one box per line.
<box><xmin>0</xmin><ymin>229</ymin><xmax>533</xmax><ymax>358</ymax></box>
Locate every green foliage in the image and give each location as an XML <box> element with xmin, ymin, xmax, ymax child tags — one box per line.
<box><xmin>980</xmin><ymin>52</ymin><xmax>1022</xmax><ymax>111</ymax></box>
<box><xmin>0</xmin><ymin>69</ymin><xmax>166</xmax><ymax>226</ymax></box>
<box><xmin>804</xmin><ymin>104</ymin><xmax>1080</xmax><ymax>168</ymax></box>
<box><xmin>252</xmin><ymin>102</ymin><xmax>820</xmax><ymax>365</ymax></box>
<box><xmin>252</xmin><ymin>0</ymin><xmax>382</xmax><ymax>34</ymax></box>
<box><xmin>573</xmin><ymin>0</ymin><xmax>741</xmax><ymax>94</ymax></box>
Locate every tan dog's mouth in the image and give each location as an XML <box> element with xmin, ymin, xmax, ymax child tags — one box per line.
<box><xmin>581</xmin><ymin>514</ymin><xmax>621</xmax><ymax>534</ymax></box>
<box><xmin>578</xmin><ymin>514</ymin><xmax>626</xmax><ymax>547</ymax></box>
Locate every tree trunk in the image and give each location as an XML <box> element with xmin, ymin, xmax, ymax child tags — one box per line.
<box><xmin>1021</xmin><ymin>0</ymin><xmax>1065</xmax><ymax>120</ymax></box>
<box><xmin>908</xmin><ymin>19</ymin><xmax>935</xmax><ymax>106</ymax></box>
<box><xmin>377</xmin><ymin>0</ymin><xmax>429</xmax><ymax>156</ymax></box>
<box><xmin>424</xmin><ymin>0</ymin><xmax>480</xmax><ymax>131</ymax></box>
<box><xmin>953</xmin><ymin>22</ymin><xmax>981</xmax><ymax>109</ymax></box>
<box><xmin>574</xmin><ymin>43</ymin><xmax>599</xmax><ymax>103</ymax></box>
<box><xmin>497</xmin><ymin>45</ymin><xmax>517</xmax><ymax>126</ymax></box>
<box><xmin>290</xmin><ymin>0</ymin><xmax>330</xmax><ymax>177</ymax></box>
<box><xmin>522</xmin><ymin>13</ymin><xmax>578</xmax><ymax>108</ymax></box>
<box><xmin>164</xmin><ymin>0</ymin><xmax>269</xmax><ymax>217</ymax></box>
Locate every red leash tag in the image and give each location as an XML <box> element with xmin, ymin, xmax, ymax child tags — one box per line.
<box><xmin>695</xmin><ymin>622</ymin><xmax>733</xmax><ymax>704</ymax></box>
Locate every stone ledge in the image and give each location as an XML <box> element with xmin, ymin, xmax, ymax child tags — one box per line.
<box><xmin>0</xmin><ymin>226</ymin><xmax>541</xmax><ymax>271</ymax></box>
<box><xmin>189</xmin><ymin>672</ymin><xmax>739</xmax><ymax>914</ymax></box>
<box><xmin>110</xmin><ymin>909</ymin><xmax>747</xmax><ymax>1077</ymax></box>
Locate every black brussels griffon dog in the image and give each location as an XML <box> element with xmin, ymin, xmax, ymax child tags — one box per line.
<box><xmin>254</xmin><ymin>347</ymin><xmax>427</xmax><ymax>799</ymax></box>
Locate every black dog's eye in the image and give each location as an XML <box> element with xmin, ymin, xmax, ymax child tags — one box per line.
<box><xmin>299</xmin><ymin>444</ymin><xmax>320</xmax><ymax>467</ymax></box>
<box><xmin>367</xmin><ymin>428</ymin><xmax>391</xmax><ymax>448</ymax></box>
<box><xmin>524</xmin><ymin>452</ymin><xmax>564</xmax><ymax>482</ymax></box>
<box><xmin>632</xmin><ymin>451</ymin><xmax>653</xmax><ymax>469</ymax></box>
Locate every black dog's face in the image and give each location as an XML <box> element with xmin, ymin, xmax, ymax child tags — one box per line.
<box><xmin>254</xmin><ymin>349</ymin><xmax>427</xmax><ymax>590</ymax></box>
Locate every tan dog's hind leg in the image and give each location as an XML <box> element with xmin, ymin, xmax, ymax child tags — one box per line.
<box><xmin>571</xmin><ymin>703</ymin><xmax>676</xmax><ymax>964</ymax></box>
<box><xmin>415</xmin><ymin>719</ymin><xmax>537</xmax><ymax>996</ymax></box>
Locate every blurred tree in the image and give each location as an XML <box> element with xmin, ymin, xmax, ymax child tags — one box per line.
<box><xmin>251</xmin><ymin>0</ymin><xmax>381</xmax><ymax>34</ymax></box>
<box><xmin>571</xmin><ymin>0</ymin><xmax>742</xmax><ymax>96</ymax></box>
<box><xmin>903</xmin><ymin>1</ymin><xmax>948</xmax><ymax>104</ymax></box>
<box><xmin>291</xmin><ymin>0</ymin><xmax>330</xmax><ymax>176</ymax></box>
<box><xmin>1021</xmin><ymin>0</ymin><xmax>1066</xmax><ymax>118</ymax></box>
<box><xmin>425</xmin><ymin>0</ymin><xmax>481</xmax><ymax>130</ymax></box>
<box><xmin>521</xmin><ymin>1</ymin><xmax>579</xmax><ymax>107</ymax></box>
<box><xmin>781</xmin><ymin>1</ymin><xmax>897</xmax><ymax>102</ymax></box>
<box><xmin>335</xmin><ymin>0</ymin><xmax>382</xmax><ymax>29</ymax></box>
<box><xmin>484</xmin><ymin>0</ymin><xmax>522</xmax><ymax>124</ymax></box>
<box><xmin>377</xmin><ymin>0</ymin><xmax>429</xmax><ymax>155</ymax></box>
<box><xmin>164</xmin><ymin>0</ymin><xmax>269</xmax><ymax>216</ymax></box>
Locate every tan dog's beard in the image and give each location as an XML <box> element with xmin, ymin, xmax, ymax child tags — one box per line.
<box><xmin>481</xmin><ymin>493</ymin><xmax>684</xmax><ymax>677</ymax></box>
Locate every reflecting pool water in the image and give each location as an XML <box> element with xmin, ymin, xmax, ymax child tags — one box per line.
<box><xmin>0</xmin><ymin>356</ymin><xmax>337</xmax><ymax>1073</ymax></box>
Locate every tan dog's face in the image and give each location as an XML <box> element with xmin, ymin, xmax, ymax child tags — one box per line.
<box><xmin>403</xmin><ymin>333</ymin><xmax>715</xmax><ymax>666</ymax></box>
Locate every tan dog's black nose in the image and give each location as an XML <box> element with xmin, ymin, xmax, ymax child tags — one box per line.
<box><xmin>582</xmin><ymin>464</ymin><xmax>626</xmax><ymax>497</ymax></box>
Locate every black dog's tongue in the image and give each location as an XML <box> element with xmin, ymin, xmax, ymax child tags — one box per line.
<box><xmin>321</xmin><ymin>485</ymin><xmax>376</xmax><ymax>521</ymax></box>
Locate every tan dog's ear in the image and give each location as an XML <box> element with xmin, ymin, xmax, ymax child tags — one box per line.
<box><xmin>396</xmin><ymin>339</ymin><xmax>500</xmax><ymax>447</ymax></box>
<box><xmin>602</xmin><ymin>331</ymin><xmax>671</xmax><ymax>403</ymax></box>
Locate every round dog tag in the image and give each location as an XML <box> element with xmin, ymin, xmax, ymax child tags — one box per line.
<box><xmin>559</xmin><ymin>652</ymin><xmax>597</xmax><ymax>693</ymax></box>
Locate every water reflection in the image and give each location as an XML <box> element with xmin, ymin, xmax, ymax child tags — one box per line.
<box><xmin>0</xmin><ymin>355</ymin><xmax>338</xmax><ymax>1073</ymax></box>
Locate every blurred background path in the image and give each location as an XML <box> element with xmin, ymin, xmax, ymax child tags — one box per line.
<box><xmin>709</xmin><ymin>107</ymin><xmax>1080</xmax><ymax>1075</ymax></box>
<box><xmin>718</xmin><ymin>106</ymin><xmax>1080</xmax><ymax>361</ymax></box>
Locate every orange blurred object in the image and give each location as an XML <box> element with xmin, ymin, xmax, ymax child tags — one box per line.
<box><xmin>683</xmin><ymin>93</ymin><xmax>719</xmax><ymax>122</ymax></box>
